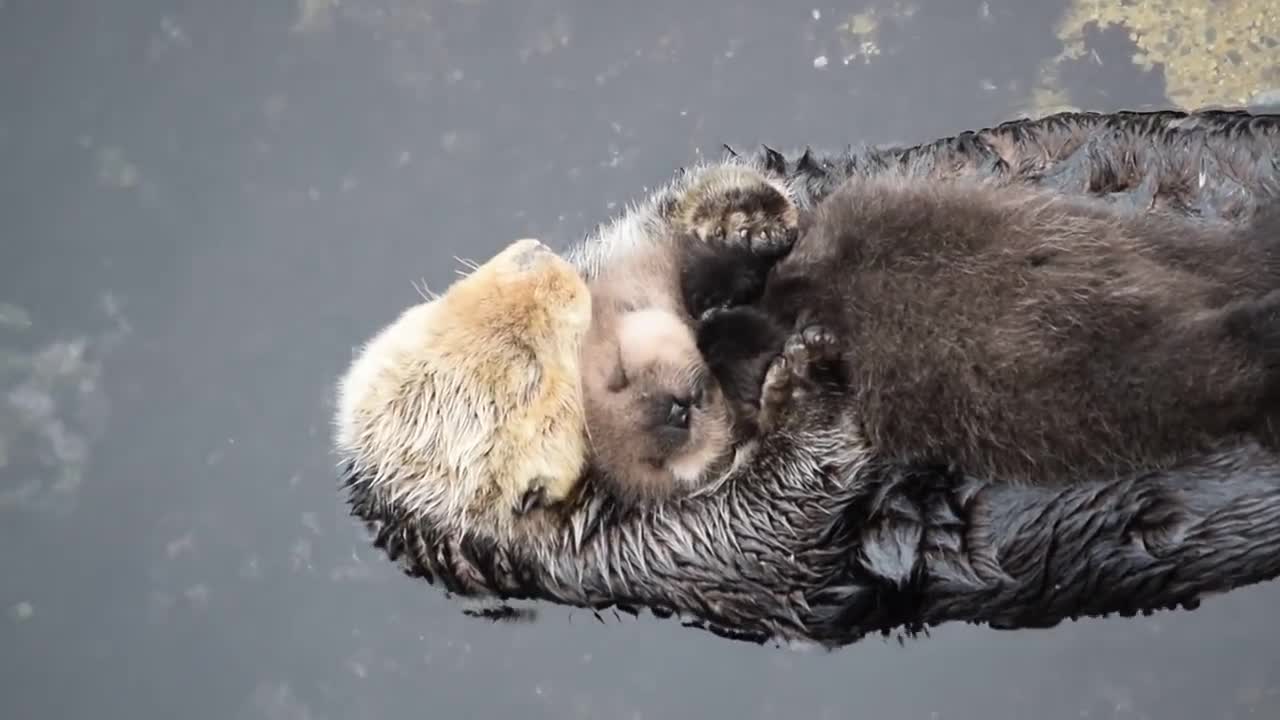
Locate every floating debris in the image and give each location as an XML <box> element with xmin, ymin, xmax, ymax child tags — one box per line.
<box><xmin>95</xmin><ymin>146</ymin><xmax>139</xmax><ymax>189</ymax></box>
<box><xmin>835</xmin><ymin>6</ymin><xmax>898</xmax><ymax>64</ymax></box>
<box><xmin>9</xmin><ymin>601</ymin><xmax>33</xmax><ymax>622</ymax></box>
<box><xmin>0</xmin><ymin>303</ymin><xmax>31</xmax><ymax>331</ymax></box>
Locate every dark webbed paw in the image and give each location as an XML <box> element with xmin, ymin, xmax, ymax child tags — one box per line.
<box><xmin>680</xmin><ymin>241</ymin><xmax>774</xmax><ymax>317</ymax></box>
<box><xmin>675</xmin><ymin>166</ymin><xmax>799</xmax><ymax>258</ymax></box>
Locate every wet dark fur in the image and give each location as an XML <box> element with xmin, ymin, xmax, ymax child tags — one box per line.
<box><xmin>344</xmin><ymin>109</ymin><xmax>1280</xmax><ymax>648</ymax></box>
<box><xmin>698</xmin><ymin>176</ymin><xmax>1280</xmax><ymax>484</ymax></box>
<box><xmin>765</xmin><ymin>109</ymin><xmax>1280</xmax><ymax>224</ymax></box>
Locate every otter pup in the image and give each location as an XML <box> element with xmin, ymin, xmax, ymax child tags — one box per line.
<box><xmin>580</xmin><ymin>307</ymin><xmax>736</xmax><ymax>506</ymax></box>
<box><xmin>581</xmin><ymin>221</ymin><xmax>827</xmax><ymax>506</ymax></box>
<box><xmin>333</xmin><ymin>238</ymin><xmax>593</xmax><ymax>541</ymax></box>
<box><xmin>577</xmin><ymin>163</ymin><xmax>803</xmax><ymax>506</ymax></box>
<box><xmin>335</xmin><ymin>161</ymin><xmax>806</xmax><ymax>535</ymax></box>
<box><xmin>698</xmin><ymin>174</ymin><xmax>1280</xmax><ymax>484</ymax></box>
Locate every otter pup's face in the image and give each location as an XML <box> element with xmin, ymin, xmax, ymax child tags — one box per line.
<box><xmin>583</xmin><ymin>307</ymin><xmax>735</xmax><ymax>506</ymax></box>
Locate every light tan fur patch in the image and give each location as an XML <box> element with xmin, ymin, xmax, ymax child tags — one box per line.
<box><xmin>333</xmin><ymin>238</ymin><xmax>592</xmax><ymax>540</ymax></box>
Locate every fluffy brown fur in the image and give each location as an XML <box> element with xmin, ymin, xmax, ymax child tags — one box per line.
<box><xmin>333</xmin><ymin>239</ymin><xmax>592</xmax><ymax>541</ymax></box>
<box><xmin>577</xmin><ymin>163</ymin><xmax>801</xmax><ymax>505</ymax></box>
<box><xmin>725</xmin><ymin>174</ymin><xmax>1280</xmax><ymax>483</ymax></box>
<box><xmin>580</xmin><ymin>307</ymin><xmax>736</xmax><ymax>505</ymax></box>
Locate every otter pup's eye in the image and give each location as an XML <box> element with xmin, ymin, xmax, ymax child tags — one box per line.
<box><xmin>666</xmin><ymin>398</ymin><xmax>691</xmax><ymax>429</ymax></box>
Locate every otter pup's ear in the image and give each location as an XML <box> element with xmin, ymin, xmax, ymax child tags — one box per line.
<box><xmin>605</xmin><ymin>350</ymin><xmax>629</xmax><ymax>393</ymax></box>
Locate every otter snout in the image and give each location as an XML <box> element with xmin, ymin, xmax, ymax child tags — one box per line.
<box><xmin>507</xmin><ymin>237</ymin><xmax>556</xmax><ymax>271</ymax></box>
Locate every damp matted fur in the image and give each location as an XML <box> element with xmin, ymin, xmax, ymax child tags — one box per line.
<box><xmin>339</xmin><ymin>108</ymin><xmax>1280</xmax><ymax>648</ymax></box>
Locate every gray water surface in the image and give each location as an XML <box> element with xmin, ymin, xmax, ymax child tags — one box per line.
<box><xmin>3</xmin><ymin>1</ymin><xmax>1279</xmax><ymax>719</ymax></box>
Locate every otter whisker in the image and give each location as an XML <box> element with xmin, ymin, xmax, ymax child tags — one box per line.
<box><xmin>412</xmin><ymin>278</ymin><xmax>438</xmax><ymax>301</ymax></box>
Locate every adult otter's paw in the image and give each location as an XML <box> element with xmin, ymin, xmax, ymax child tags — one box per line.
<box><xmin>673</xmin><ymin>165</ymin><xmax>799</xmax><ymax>257</ymax></box>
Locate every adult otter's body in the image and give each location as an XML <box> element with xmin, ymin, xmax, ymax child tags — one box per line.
<box><xmin>698</xmin><ymin>176</ymin><xmax>1280</xmax><ymax>484</ymax></box>
<box><xmin>339</xmin><ymin>109</ymin><xmax>1280</xmax><ymax>647</ymax></box>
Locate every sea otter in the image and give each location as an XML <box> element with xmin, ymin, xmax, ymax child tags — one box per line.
<box><xmin>574</xmin><ymin>161</ymin><xmax>803</xmax><ymax>506</ymax></box>
<box><xmin>578</xmin><ymin>304</ymin><xmax>840</xmax><ymax>507</ymax></box>
<box><xmin>335</xmin><ymin>158</ymin><xmax>808</xmax><ymax>541</ymax></box>
<box><xmin>696</xmin><ymin>173</ymin><xmax>1280</xmax><ymax>485</ymax></box>
<box><xmin>581</xmin><ymin>212</ymin><xmax>833</xmax><ymax>508</ymax></box>
<box><xmin>338</xmin><ymin>109</ymin><xmax>1280</xmax><ymax>648</ymax></box>
<box><xmin>580</xmin><ymin>306</ymin><xmax>739</xmax><ymax>506</ymax></box>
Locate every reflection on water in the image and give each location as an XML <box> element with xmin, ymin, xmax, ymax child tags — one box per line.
<box><xmin>1033</xmin><ymin>0</ymin><xmax>1280</xmax><ymax>114</ymax></box>
<box><xmin>1</xmin><ymin>1</ymin><xmax>1278</xmax><ymax>719</ymax></box>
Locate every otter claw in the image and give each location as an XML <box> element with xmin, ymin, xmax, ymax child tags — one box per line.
<box><xmin>783</xmin><ymin>333</ymin><xmax>808</xmax><ymax>357</ymax></box>
<box><xmin>680</xmin><ymin>169</ymin><xmax>799</xmax><ymax>258</ymax></box>
<box><xmin>779</xmin><ymin>323</ymin><xmax>840</xmax><ymax>376</ymax></box>
<box><xmin>753</xmin><ymin>225</ymin><xmax>796</xmax><ymax>255</ymax></box>
<box><xmin>800</xmin><ymin>324</ymin><xmax>837</xmax><ymax>353</ymax></box>
<box><xmin>699</xmin><ymin>305</ymin><xmax>726</xmax><ymax>323</ymax></box>
<box><xmin>698</xmin><ymin>213</ymin><xmax>797</xmax><ymax>256</ymax></box>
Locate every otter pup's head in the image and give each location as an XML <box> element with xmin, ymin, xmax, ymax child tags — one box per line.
<box><xmin>333</xmin><ymin>238</ymin><xmax>593</xmax><ymax>540</ymax></box>
<box><xmin>582</xmin><ymin>307</ymin><xmax>736</xmax><ymax>506</ymax></box>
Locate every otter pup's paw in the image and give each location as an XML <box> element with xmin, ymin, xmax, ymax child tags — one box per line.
<box><xmin>793</xmin><ymin>324</ymin><xmax>841</xmax><ymax>367</ymax></box>
<box><xmin>757</xmin><ymin>353</ymin><xmax>797</xmax><ymax>431</ymax></box>
<box><xmin>674</xmin><ymin>166</ymin><xmax>799</xmax><ymax>257</ymax></box>
<box><xmin>757</xmin><ymin>325</ymin><xmax>838</xmax><ymax>430</ymax></box>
